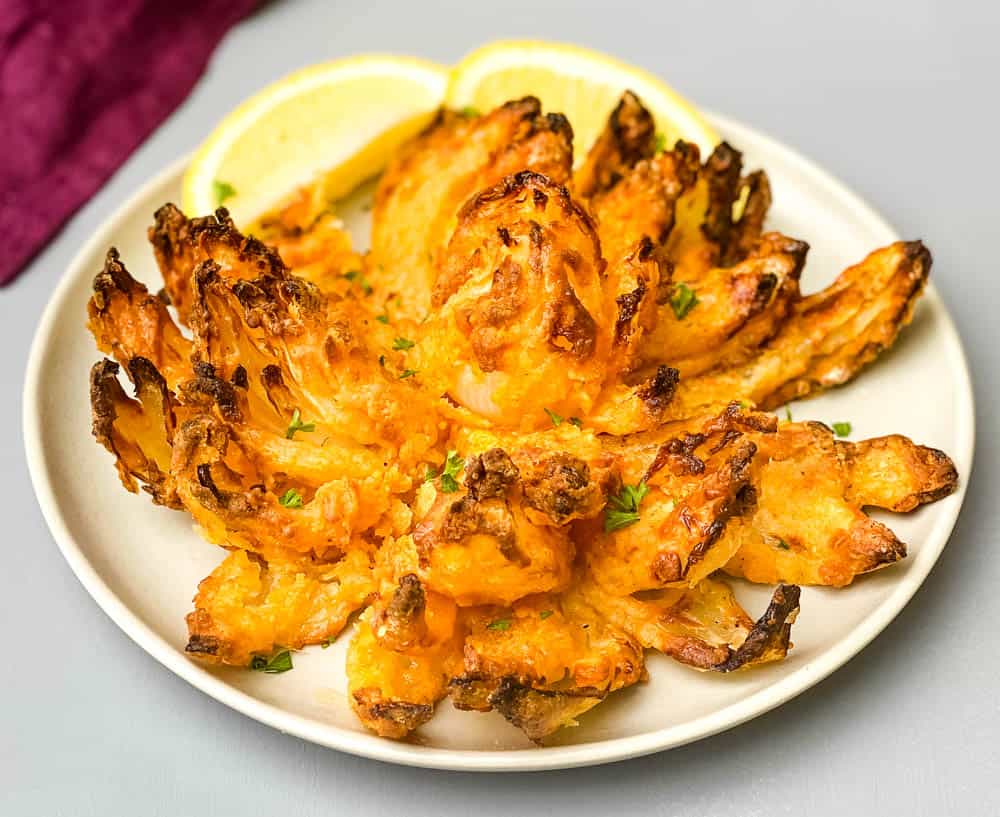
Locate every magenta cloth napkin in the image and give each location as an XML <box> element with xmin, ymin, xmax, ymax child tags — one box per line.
<box><xmin>0</xmin><ymin>0</ymin><xmax>259</xmax><ymax>285</ymax></box>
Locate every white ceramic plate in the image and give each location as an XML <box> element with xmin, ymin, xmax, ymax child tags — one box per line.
<box><xmin>24</xmin><ymin>113</ymin><xmax>974</xmax><ymax>771</ymax></box>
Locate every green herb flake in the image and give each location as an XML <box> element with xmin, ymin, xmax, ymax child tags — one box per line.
<box><xmin>213</xmin><ymin>179</ymin><xmax>237</xmax><ymax>207</ymax></box>
<box><xmin>459</xmin><ymin>105</ymin><xmax>480</xmax><ymax>118</ymax></box>
<box><xmin>250</xmin><ymin>649</ymin><xmax>293</xmax><ymax>673</ymax></box>
<box><xmin>654</xmin><ymin>132</ymin><xmax>667</xmax><ymax>154</ymax></box>
<box><xmin>669</xmin><ymin>283</ymin><xmax>699</xmax><ymax>320</ymax></box>
<box><xmin>539</xmin><ymin>610</ymin><xmax>554</xmax><ymax>620</ymax></box>
<box><xmin>279</xmin><ymin>488</ymin><xmax>304</xmax><ymax>509</ymax></box>
<box><xmin>438</xmin><ymin>450</ymin><xmax>464</xmax><ymax>493</ymax></box>
<box><xmin>343</xmin><ymin>269</ymin><xmax>373</xmax><ymax>295</ymax></box>
<box><xmin>604</xmin><ymin>481</ymin><xmax>650</xmax><ymax>533</ymax></box>
<box><xmin>393</xmin><ymin>336</ymin><xmax>415</xmax><ymax>350</ymax></box>
<box><xmin>285</xmin><ymin>408</ymin><xmax>316</xmax><ymax>439</ymax></box>
<box><xmin>569</xmin><ymin>417</ymin><xmax>583</xmax><ymax>428</ymax></box>
<box><xmin>776</xmin><ymin>539</ymin><xmax>791</xmax><ymax>551</ymax></box>
<box><xmin>398</xmin><ymin>368</ymin><xmax>418</xmax><ymax>380</ymax></box>
<box><xmin>486</xmin><ymin>618</ymin><xmax>512</xmax><ymax>631</ymax></box>
<box><xmin>321</xmin><ymin>637</ymin><xmax>335</xmax><ymax>649</ymax></box>
<box><xmin>376</xmin><ymin>314</ymin><xmax>389</xmax><ymax>324</ymax></box>
<box><xmin>832</xmin><ymin>421</ymin><xmax>852</xmax><ymax>438</ymax></box>
<box><xmin>544</xmin><ymin>408</ymin><xmax>564</xmax><ymax>427</ymax></box>
<box><xmin>785</xmin><ymin>405</ymin><xmax>793</xmax><ymax>422</ymax></box>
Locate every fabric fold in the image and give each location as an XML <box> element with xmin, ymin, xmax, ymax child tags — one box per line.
<box><xmin>0</xmin><ymin>0</ymin><xmax>259</xmax><ymax>285</ymax></box>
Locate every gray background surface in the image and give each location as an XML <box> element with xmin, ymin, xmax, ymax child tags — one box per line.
<box><xmin>3</xmin><ymin>1</ymin><xmax>997</xmax><ymax>814</ymax></box>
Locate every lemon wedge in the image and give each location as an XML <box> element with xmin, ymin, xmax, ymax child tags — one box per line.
<box><xmin>447</xmin><ymin>41</ymin><xmax>719</xmax><ymax>162</ymax></box>
<box><xmin>182</xmin><ymin>55</ymin><xmax>449</xmax><ymax>222</ymax></box>
<box><xmin>183</xmin><ymin>44</ymin><xmax>718</xmax><ymax>224</ymax></box>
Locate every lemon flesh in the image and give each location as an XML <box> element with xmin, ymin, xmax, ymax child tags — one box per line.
<box><xmin>182</xmin><ymin>55</ymin><xmax>449</xmax><ymax>223</ymax></box>
<box><xmin>183</xmin><ymin>43</ymin><xmax>719</xmax><ymax>226</ymax></box>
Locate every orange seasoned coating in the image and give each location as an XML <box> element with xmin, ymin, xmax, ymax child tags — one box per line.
<box><xmin>572</xmin><ymin>576</ymin><xmax>799</xmax><ymax>671</ymax></box>
<box><xmin>415</xmin><ymin>170</ymin><xmax>612</xmax><ymax>429</ymax></box>
<box><xmin>252</xmin><ymin>185</ymin><xmax>365</xmax><ymax>294</ymax></box>
<box><xmin>370</xmin><ymin>98</ymin><xmax>574</xmax><ymax>318</ymax></box>
<box><xmin>392</xmin><ymin>448</ymin><xmax>579</xmax><ymax>606</ymax></box>
<box><xmin>186</xmin><ymin>548</ymin><xmax>376</xmax><ymax>667</ymax></box>
<box><xmin>88</xmin><ymin>248</ymin><xmax>192</xmax><ymax>391</ymax></box>
<box><xmin>662</xmin><ymin>241</ymin><xmax>931</xmax><ymax>418</ymax></box>
<box><xmin>451</xmin><ymin>597</ymin><xmax>644</xmax><ymax>741</ymax></box>
<box><xmin>583</xmin><ymin>405</ymin><xmax>777</xmax><ymax>594</ymax></box>
<box><xmin>347</xmin><ymin>610</ymin><xmax>463</xmax><ymax>739</ymax></box>
<box><xmin>89</xmin><ymin>357</ymin><xmax>183</xmax><ymax>508</ymax></box>
<box><xmin>643</xmin><ymin>232</ymin><xmax>807</xmax><ymax>377</ymax></box>
<box><xmin>83</xmin><ymin>92</ymin><xmax>957</xmax><ymax>743</ymax></box>
<box><xmin>721</xmin><ymin>422</ymin><xmax>958</xmax><ymax>587</ymax></box>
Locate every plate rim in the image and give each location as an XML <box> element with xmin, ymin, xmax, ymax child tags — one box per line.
<box><xmin>23</xmin><ymin>111</ymin><xmax>976</xmax><ymax>772</ymax></box>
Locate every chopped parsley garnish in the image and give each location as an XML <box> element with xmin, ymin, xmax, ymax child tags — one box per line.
<box><xmin>654</xmin><ymin>132</ymin><xmax>667</xmax><ymax>154</ymax></box>
<box><xmin>343</xmin><ymin>269</ymin><xmax>373</xmax><ymax>295</ymax></box>
<box><xmin>832</xmin><ymin>421</ymin><xmax>852</xmax><ymax>438</ymax></box>
<box><xmin>213</xmin><ymin>179</ymin><xmax>237</xmax><ymax>206</ymax></box>
<box><xmin>569</xmin><ymin>417</ymin><xmax>583</xmax><ymax>428</ymax></box>
<box><xmin>428</xmin><ymin>450</ymin><xmax>464</xmax><ymax>493</ymax></box>
<box><xmin>376</xmin><ymin>314</ymin><xmax>389</xmax><ymax>324</ymax></box>
<box><xmin>544</xmin><ymin>408</ymin><xmax>564</xmax><ymax>427</ymax></box>
<box><xmin>393</xmin><ymin>336</ymin><xmax>415</xmax><ymax>350</ymax></box>
<box><xmin>250</xmin><ymin>649</ymin><xmax>293</xmax><ymax>673</ymax></box>
<box><xmin>285</xmin><ymin>408</ymin><xmax>315</xmax><ymax>439</ymax></box>
<box><xmin>425</xmin><ymin>451</ymin><xmax>463</xmax><ymax>488</ymax></box>
<box><xmin>398</xmin><ymin>368</ymin><xmax>418</xmax><ymax>379</ymax></box>
<box><xmin>785</xmin><ymin>405</ymin><xmax>793</xmax><ymax>422</ymax></box>
<box><xmin>486</xmin><ymin>618</ymin><xmax>512</xmax><ymax>631</ymax></box>
<box><xmin>459</xmin><ymin>106</ymin><xmax>480</xmax><ymax>118</ymax></box>
<box><xmin>539</xmin><ymin>610</ymin><xmax>554</xmax><ymax>620</ymax></box>
<box><xmin>776</xmin><ymin>538</ymin><xmax>791</xmax><ymax>550</ymax></box>
<box><xmin>604</xmin><ymin>481</ymin><xmax>650</xmax><ymax>532</ymax></box>
<box><xmin>279</xmin><ymin>488</ymin><xmax>304</xmax><ymax>508</ymax></box>
<box><xmin>669</xmin><ymin>283</ymin><xmax>699</xmax><ymax>319</ymax></box>
<box><xmin>321</xmin><ymin>637</ymin><xmax>335</xmax><ymax>649</ymax></box>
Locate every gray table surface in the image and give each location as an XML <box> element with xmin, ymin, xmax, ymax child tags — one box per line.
<box><xmin>3</xmin><ymin>1</ymin><xmax>997</xmax><ymax>814</ymax></box>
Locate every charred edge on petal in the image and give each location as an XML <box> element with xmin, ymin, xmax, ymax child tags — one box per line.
<box><xmin>488</xmin><ymin>677</ymin><xmax>604</xmax><ymax>743</ymax></box>
<box><xmin>182</xmin><ymin>361</ymin><xmax>242</xmax><ymax>422</ymax></box>
<box><xmin>185</xmin><ymin>634</ymin><xmax>221</xmax><ymax>656</ymax></box>
<box><xmin>387</xmin><ymin>574</ymin><xmax>425</xmax><ymax>621</ymax></box>
<box><xmin>465</xmin><ymin>448</ymin><xmax>520</xmax><ymax>500</ymax></box>
<box><xmin>615</xmin><ymin>277</ymin><xmax>647</xmax><ymax>345</ymax></box>
<box><xmin>89</xmin><ymin>359</ymin><xmax>122</xmax><ymax>445</ymax></box>
<box><xmin>522</xmin><ymin>454</ymin><xmax>594</xmax><ymax>522</ymax></box>
<box><xmin>684</xmin><ymin>441</ymin><xmax>757</xmax><ymax>571</ymax></box>
<box><xmin>702</xmin><ymin>142</ymin><xmax>743</xmax><ymax>247</ymax></box>
<box><xmin>638</xmin><ymin>365</ymin><xmax>679</xmax><ymax>415</ymax></box>
<box><xmin>713</xmin><ymin>584</ymin><xmax>801</xmax><ymax>672</ymax></box>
